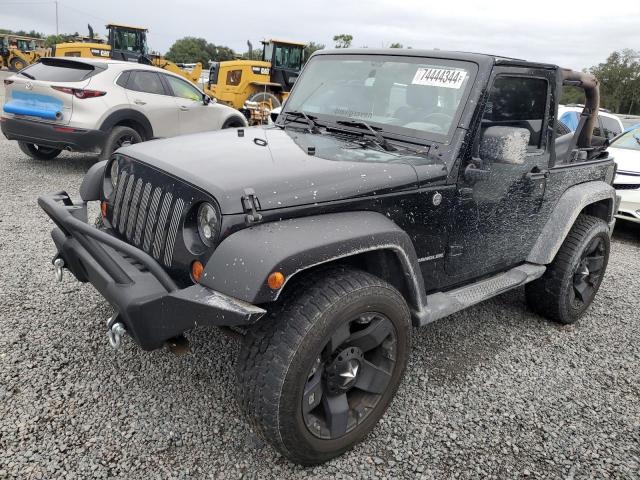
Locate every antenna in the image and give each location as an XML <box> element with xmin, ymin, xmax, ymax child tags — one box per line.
<box><xmin>55</xmin><ymin>0</ymin><xmax>59</xmax><ymax>35</ymax></box>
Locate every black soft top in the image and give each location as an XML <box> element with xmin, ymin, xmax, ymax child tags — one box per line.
<box><xmin>312</xmin><ymin>48</ymin><xmax>558</xmax><ymax>71</ymax></box>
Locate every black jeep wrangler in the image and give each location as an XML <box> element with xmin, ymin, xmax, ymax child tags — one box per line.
<box><xmin>39</xmin><ymin>49</ymin><xmax>618</xmax><ymax>465</ymax></box>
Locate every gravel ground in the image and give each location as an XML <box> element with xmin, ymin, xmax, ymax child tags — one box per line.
<box><xmin>0</xmin><ymin>131</ymin><xmax>639</xmax><ymax>479</ymax></box>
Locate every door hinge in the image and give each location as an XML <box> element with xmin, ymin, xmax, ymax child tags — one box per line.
<box><xmin>242</xmin><ymin>188</ymin><xmax>263</xmax><ymax>225</ymax></box>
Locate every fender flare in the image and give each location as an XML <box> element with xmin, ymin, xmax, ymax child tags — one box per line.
<box><xmin>99</xmin><ymin>109</ymin><xmax>154</xmax><ymax>140</ymax></box>
<box><xmin>527</xmin><ymin>180</ymin><xmax>617</xmax><ymax>265</ymax></box>
<box><xmin>221</xmin><ymin>113</ymin><xmax>248</xmax><ymax>128</ymax></box>
<box><xmin>79</xmin><ymin>160</ymin><xmax>107</xmax><ymax>201</ymax></box>
<box><xmin>200</xmin><ymin>211</ymin><xmax>428</xmax><ymax>319</ymax></box>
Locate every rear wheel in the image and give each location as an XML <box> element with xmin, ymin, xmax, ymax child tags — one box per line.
<box><xmin>99</xmin><ymin>126</ymin><xmax>143</xmax><ymax>160</ymax></box>
<box><xmin>9</xmin><ymin>56</ymin><xmax>27</xmax><ymax>72</ymax></box>
<box><xmin>236</xmin><ymin>267</ymin><xmax>411</xmax><ymax>465</ymax></box>
<box><xmin>525</xmin><ymin>214</ymin><xmax>610</xmax><ymax>324</ymax></box>
<box><xmin>18</xmin><ymin>142</ymin><xmax>62</xmax><ymax>160</ymax></box>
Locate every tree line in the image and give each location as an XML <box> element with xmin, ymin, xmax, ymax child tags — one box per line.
<box><xmin>164</xmin><ymin>33</ymin><xmax>409</xmax><ymax>66</ymax></box>
<box><xmin>0</xmin><ymin>28</ymin><xmax>83</xmax><ymax>48</ymax></box>
<box><xmin>562</xmin><ymin>49</ymin><xmax>640</xmax><ymax>115</ymax></box>
<box><xmin>5</xmin><ymin>24</ymin><xmax>637</xmax><ymax>114</ymax></box>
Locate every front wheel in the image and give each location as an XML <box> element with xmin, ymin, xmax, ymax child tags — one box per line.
<box><xmin>236</xmin><ymin>267</ymin><xmax>411</xmax><ymax>465</ymax></box>
<box><xmin>9</xmin><ymin>56</ymin><xmax>27</xmax><ymax>72</ymax></box>
<box><xmin>18</xmin><ymin>142</ymin><xmax>62</xmax><ymax>160</ymax></box>
<box><xmin>525</xmin><ymin>214</ymin><xmax>610</xmax><ymax>324</ymax></box>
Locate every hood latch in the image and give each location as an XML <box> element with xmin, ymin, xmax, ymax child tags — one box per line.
<box><xmin>242</xmin><ymin>188</ymin><xmax>263</xmax><ymax>225</ymax></box>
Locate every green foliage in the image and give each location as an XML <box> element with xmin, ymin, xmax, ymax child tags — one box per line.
<box><xmin>589</xmin><ymin>49</ymin><xmax>640</xmax><ymax>114</ymax></box>
<box><xmin>166</xmin><ymin>37</ymin><xmax>236</xmax><ymax>65</ymax></box>
<box><xmin>45</xmin><ymin>34</ymin><xmax>71</xmax><ymax>47</ymax></box>
<box><xmin>389</xmin><ymin>42</ymin><xmax>403</xmax><ymax>48</ymax></box>
<box><xmin>560</xmin><ymin>85</ymin><xmax>585</xmax><ymax>105</ymax></box>
<box><xmin>304</xmin><ymin>41</ymin><xmax>324</xmax><ymax>60</ymax></box>
<box><xmin>333</xmin><ymin>34</ymin><xmax>353</xmax><ymax>49</ymax></box>
<box><xmin>0</xmin><ymin>29</ymin><xmax>44</xmax><ymax>38</ymax></box>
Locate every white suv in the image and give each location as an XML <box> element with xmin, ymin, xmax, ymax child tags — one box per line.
<box><xmin>1</xmin><ymin>57</ymin><xmax>247</xmax><ymax>160</ymax></box>
<box><xmin>557</xmin><ymin>104</ymin><xmax>624</xmax><ymax>141</ymax></box>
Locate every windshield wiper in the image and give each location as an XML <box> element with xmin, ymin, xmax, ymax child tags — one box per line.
<box><xmin>633</xmin><ymin>134</ymin><xmax>640</xmax><ymax>146</ymax></box>
<box><xmin>281</xmin><ymin>110</ymin><xmax>321</xmax><ymax>133</ymax></box>
<box><xmin>18</xmin><ymin>71</ymin><xmax>35</xmax><ymax>80</ymax></box>
<box><xmin>335</xmin><ymin>119</ymin><xmax>397</xmax><ymax>152</ymax></box>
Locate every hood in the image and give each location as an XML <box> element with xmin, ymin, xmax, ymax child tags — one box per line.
<box><xmin>119</xmin><ymin>126</ymin><xmax>437</xmax><ymax>214</ymax></box>
<box><xmin>608</xmin><ymin>146</ymin><xmax>640</xmax><ymax>175</ymax></box>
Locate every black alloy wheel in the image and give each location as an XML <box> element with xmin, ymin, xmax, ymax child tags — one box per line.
<box><xmin>302</xmin><ymin>312</ymin><xmax>397</xmax><ymax>440</ymax></box>
<box><xmin>571</xmin><ymin>236</ymin><xmax>606</xmax><ymax>307</ymax></box>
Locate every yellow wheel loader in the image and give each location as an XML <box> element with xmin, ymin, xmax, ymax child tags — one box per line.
<box><xmin>206</xmin><ymin>39</ymin><xmax>306</xmax><ymax>123</ymax></box>
<box><xmin>0</xmin><ymin>34</ymin><xmax>45</xmax><ymax>71</ymax></box>
<box><xmin>52</xmin><ymin>24</ymin><xmax>202</xmax><ymax>84</ymax></box>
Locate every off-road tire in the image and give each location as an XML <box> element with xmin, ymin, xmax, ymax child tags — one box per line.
<box><xmin>236</xmin><ymin>267</ymin><xmax>411</xmax><ymax>465</ymax></box>
<box><xmin>18</xmin><ymin>142</ymin><xmax>62</xmax><ymax>160</ymax></box>
<box><xmin>99</xmin><ymin>126</ymin><xmax>143</xmax><ymax>160</ymax></box>
<box><xmin>9</xmin><ymin>56</ymin><xmax>27</xmax><ymax>72</ymax></box>
<box><xmin>525</xmin><ymin>214</ymin><xmax>610</xmax><ymax>324</ymax></box>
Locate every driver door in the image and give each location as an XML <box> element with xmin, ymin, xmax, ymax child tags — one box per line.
<box><xmin>162</xmin><ymin>74</ymin><xmax>220</xmax><ymax>134</ymax></box>
<box><xmin>445</xmin><ymin>67</ymin><xmax>555</xmax><ymax>278</ymax></box>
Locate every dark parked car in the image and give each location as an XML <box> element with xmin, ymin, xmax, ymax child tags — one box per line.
<box><xmin>39</xmin><ymin>49</ymin><xmax>619</xmax><ymax>465</ymax></box>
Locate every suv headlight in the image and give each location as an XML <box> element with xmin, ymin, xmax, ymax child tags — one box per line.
<box><xmin>197</xmin><ymin>202</ymin><xmax>220</xmax><ymax>246</ymax></box>
<box><xmin>110</xmin><ymin>159</ymin><xmax>119</xmax><ymax>188</ymax></box>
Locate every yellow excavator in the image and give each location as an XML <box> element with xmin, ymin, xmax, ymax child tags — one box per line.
<box><xmin>52</xmin><ymin>24</ymin><xmax>202</xmax><ymax>84</ymax></box>
<box><xmin>206</xmin><ymin>39</ymin><xmax>306</xmax><ymax>122</ymax></box>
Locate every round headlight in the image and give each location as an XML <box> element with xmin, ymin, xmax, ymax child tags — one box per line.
<box><xmin>109</xmin><ymin>159</ymin><xmax>119</xmax><ymax>188</ymax></box>
<box><xmin>197</xmin><ymin>202</ymin><xmax>219</xmax><ymax>246</ymax></box>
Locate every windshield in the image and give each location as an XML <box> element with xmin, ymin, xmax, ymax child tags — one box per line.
<box><xmin>283</xmin><ymin>54</ymin><xmax>476</xmax><ymax>141</ymax></box>
<box><xmin>610</xmin><ymin>126</ymin><xmax>640</xmax><ymax>151</ymax></box>
<box><xmin>114</xmin><ymin>29</ymin><xmax>147</xmax><ymax>55</ymax></box>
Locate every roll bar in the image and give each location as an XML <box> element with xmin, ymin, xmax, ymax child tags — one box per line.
<box><xmin>561</xmin><ymin>69</ymin><xmax>600</xmax><ymax>148</ymax></box>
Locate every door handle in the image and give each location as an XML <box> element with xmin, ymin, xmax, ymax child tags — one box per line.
<box><xmin>179</xmin><ymin>105</ymin><xmax>189</xmax><ymax>111</ymax></box>
<box><xmin>524</xmin><ymin>169</ymin><xmax>549</xmax><ymax>181</ymax></box>
<box><xmin>134</xmin><ymin>99</ymin><xmax>146</xmax><ymax>106</ymax></box>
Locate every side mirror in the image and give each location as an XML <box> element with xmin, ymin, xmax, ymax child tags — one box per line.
<box><xmin>202</xmin><ymin>94</ymin><xmax>211</xmax><ymax>106</ymax></box>
<box><xmin>479</xmin><ymin>126</ymin><xmax>530</xmax><ymax>165</ymax></box>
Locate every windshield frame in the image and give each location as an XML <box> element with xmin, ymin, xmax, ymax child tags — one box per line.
<box><xmin>280</xmin><ymin>53</ymin><xmax>479</xmax><ymax>144</ymax></box>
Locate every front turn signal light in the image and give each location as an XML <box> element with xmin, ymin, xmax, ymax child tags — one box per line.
<box><xmin>100</xmin><ymin>201</ymin><xmax>107</xmax><ymax>218</ymax></box>
<box><xmin>267</xmin><ymin>271</ymin><xmax>285</xmax><ymax>290</ymax></box>
<box><xmin>191</xmin><ymin>260</ymin><xmax>204</xmax><ymax>283</ymax></box>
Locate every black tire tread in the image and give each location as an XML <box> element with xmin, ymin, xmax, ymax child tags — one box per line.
<box><xmin>236</xmin><ymin>266</ymin><xmax>410</xmax><ymax>464</ymax></box>
<box><xmin>17</xmin><ymin>141</ymin><xmax>62</xmax><ymax>160</ymax></box>
<box><xmin>99</xmin><ymin>125</ymin><xmax>143</xmax><ymax>160</ymax></box>
<box><xmin>525</xmin><ymin>213</ymin><xmax>609</xmax><ymax>323</ymax></box>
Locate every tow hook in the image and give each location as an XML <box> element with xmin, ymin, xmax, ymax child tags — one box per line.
<box><xmin>54</xmin><ymin>257</ymin><xmax>65</xmax><ymax>282</ymax></box>
<box><xmin>106</xmin><ymin>315</ymin><xmax>126</xmax><ymax>349</ymax></box>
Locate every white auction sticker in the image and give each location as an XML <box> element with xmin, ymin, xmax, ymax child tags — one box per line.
<box><xmin>411</xmin><ymin>66</ymin><xmax>467</xmax><ymax>89</ymax></box>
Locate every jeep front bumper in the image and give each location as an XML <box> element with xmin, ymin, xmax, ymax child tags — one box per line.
<box><xmin>38</xmin><ymin>192</ymin><xmax>266</xmax><ymax>350</ymax></box>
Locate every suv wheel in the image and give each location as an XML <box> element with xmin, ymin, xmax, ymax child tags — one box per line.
<box><xmin>100</xmin><ymin>126</ymin><xmax>143</xmax><ymax>160</ymax></box>
<box><xmin>236</xmin><ymin>267</ymin><xmax>411</xmax><ymax>465</ymax></box>
<box><xmin>525</xmin><ymin>214</ymin><xmax>610</xmax><ymax>324</ymax></box>
<box><xmin>18</xmin><ymin>142</ymin><xmax>62</xmax><ymax>160</ymax></box>
<box><xmin>221</xmin><ymin>116</ymin><xmax>246</xmax><ymax>129</ymax></box>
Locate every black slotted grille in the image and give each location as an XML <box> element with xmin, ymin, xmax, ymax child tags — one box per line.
<box><xmin>110</xmin><ymin>172</ymin><xmax>186</xmax><ymax>268</ymax></box>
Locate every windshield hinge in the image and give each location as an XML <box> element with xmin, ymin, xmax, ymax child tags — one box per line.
<box><xmin>242</xmin><ymin>188</ymin><xmax>263</xmax><ymax>225</ymax></box>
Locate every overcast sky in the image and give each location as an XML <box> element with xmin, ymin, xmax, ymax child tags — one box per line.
<box><xmin>2</xmin><ymin>0</ymin><xmax>639</xmax><ymax>70</ymax></box>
